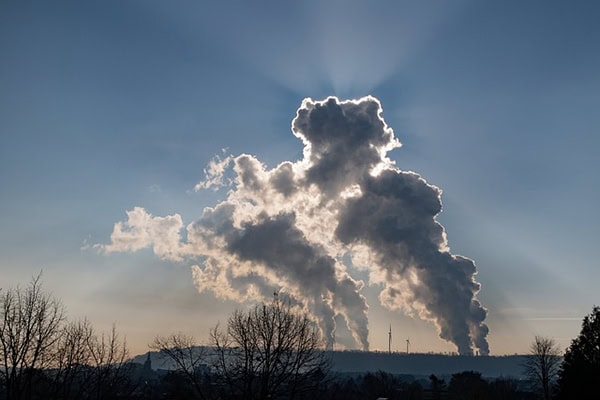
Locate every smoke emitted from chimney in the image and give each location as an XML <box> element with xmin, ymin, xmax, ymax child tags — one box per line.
<box><xmin>100</xmin><ymin>96</ymin><xmax>489</xmax><ymax>355</ymax></box>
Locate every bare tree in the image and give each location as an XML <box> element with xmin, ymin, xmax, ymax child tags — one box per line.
<box><xmin>0</xmin><ymin>274</ymin><xmax>65</xmax><ymax>400</ymax></box>
<box><xmin>46</xmin><ymin>318</ymin><xmax>94</xmax><ymax>400</ymax></box>
<box><xmin>85</xmin><ymin>324</ymin><xmax>135</xmax><ymax>400</ymax></box>
<box><xmin>523</xmin><ymin>335</ymin><xmax>562</xmax><ymax>400</ymax></box>
<box><xmin>0</xmin><ymin>276</ymin><xmax>136</xmax><ymax>400</ymax></box>
<box><xmin>150</xmin><ymin>333</ymin><xmax>209</xmax><ymax>400</ymax></box>
<box><xmin>211</xmin><ymin>299</ymin><xmax>330</xmax><ymax>400</ymax></box>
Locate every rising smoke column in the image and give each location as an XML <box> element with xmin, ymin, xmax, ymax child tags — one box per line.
<box><xmin>334</xmin><ymin>171</ymin><xmax>489</xmax><ymax>355</ymax></box>
<box><xmin>101</xmin><ymin>96</ymin><xmax>489</xmax><ymax>355</ymax></box>
<box><xmin>292</xmin><ymin>97</ymin><xmax>488</xmax><ymax>355</ymax></box>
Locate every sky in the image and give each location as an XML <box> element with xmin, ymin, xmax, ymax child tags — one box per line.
<box><xmin>1</xmin><ymin>0</ymin><xmax>599</xmax><ymax>357</ymax></box>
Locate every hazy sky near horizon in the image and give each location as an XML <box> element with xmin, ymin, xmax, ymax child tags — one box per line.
<box><xmin>1</xmin><ymin>0</ymin><xmax>599</xmax><ymax>356</ymax></box>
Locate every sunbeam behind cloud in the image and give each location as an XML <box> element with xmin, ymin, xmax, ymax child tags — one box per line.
<box><xmin>100</xmin><ymin>96</ymin><xmax>489</xmax><ymax>355</ymax></box>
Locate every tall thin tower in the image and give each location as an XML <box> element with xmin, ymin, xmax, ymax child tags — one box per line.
<box><xmin>388</xmin><ymin>324</ymin><xmax>392</xmax><ymax>354</ymax></box>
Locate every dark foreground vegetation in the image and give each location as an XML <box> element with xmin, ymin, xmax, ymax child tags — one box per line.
<box><xmin>1</xmin><ymin>276</ymin><xmax>598</xmax><ymax>399</ymax></box>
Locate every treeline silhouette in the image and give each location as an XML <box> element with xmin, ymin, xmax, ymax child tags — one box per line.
<box><xmin>1</xmin><ymin>276</ymin><xmax>598</xmax><ymax>399</ymax></box>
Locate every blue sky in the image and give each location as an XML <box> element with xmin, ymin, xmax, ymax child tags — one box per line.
<box><xmin>1</xmin><ymin>0</ymin><xmax>599</xmax><ymax>356</ymax></box>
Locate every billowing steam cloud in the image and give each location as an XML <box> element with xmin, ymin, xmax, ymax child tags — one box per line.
<box><xmin>100</xmin><ymin>96</ymin><xmax>489</xmax><ymax>355</ymax></box>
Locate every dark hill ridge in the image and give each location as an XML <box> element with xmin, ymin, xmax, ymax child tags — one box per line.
<box><xmin>327</xmin><ymin>351</ymin><xmax>525</xmax><ymax>378</ymax></box>
<box><xmin>132</xmin><ymin>348</ymin><xmax>526</xmax><ymax>379</ymax></box>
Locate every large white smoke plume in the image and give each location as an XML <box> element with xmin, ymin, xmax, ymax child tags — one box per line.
<box><xmin>100</xmin><ymin>96</ymin><xmax>489</xmax><ymax>355</ymax></box>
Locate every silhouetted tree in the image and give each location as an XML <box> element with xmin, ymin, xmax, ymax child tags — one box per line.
<box><xmin>447</xmin><ymin>371</ymin><xmax>488</xmax><ymax>400</ymax></box>
<box><xmin>85</xmin><ymin>324</ymin><xmax>136</xmax><ymax>400</ymax></box>
<box><xmin>0</xmin><ymin>276</ymin><xmax>138</xmax><ymax>400</ymax></box>
<box><xmin>429</xmin><ymin>374</ymin><xmax>446</xmax><ymax>400</ymax></box>
<box><xmin>522</xmin><ymin>335</ymin><xmax>561</xmax><ymax>400</ymax></box>
<box><xmin>0</xmin><ymin>274</ymin><xmax>65</xmax><ymax>400</ymax></box>
<box><xmin>360</xmin><ymin>370</ymin><xmax>398</xmax><ymax>399</ymax></box>
<box><xmin>150</xmin><ymin>333</ymin><xmax>210</xmax><ymax>400</ymax></box>
<box><xmin>211</xmin><ymin>298</ymin><xmax>330</xmax><ymax>400</ymax></box>
<box><xmin>490</xmin><ymin>377</ymin><xmax>539</xmax><ymax>400</ymax></box>
<box><xmin>327</xmin><ymin>376</ymin><xmax>359</xmax><ymax>400</ymax></box>
<box><xmin>557</xmin><ymin>305</ymin><xmax>600</xmax><ymax>399</ymax></box>
<box><xmin>46</xmin><ymin>318</ymin><xmax>95</xmax><ymax>400</ymax></box>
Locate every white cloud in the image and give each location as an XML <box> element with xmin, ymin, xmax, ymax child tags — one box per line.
<box><xmin>99</xmin><ymin>207</ymin><xmax>186</xmax><ymax>262</ymax></box>
<box><xmin>194</xmin><ymin>150</ymin><xmax>233</xmax><ymax>191</ymax></box>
